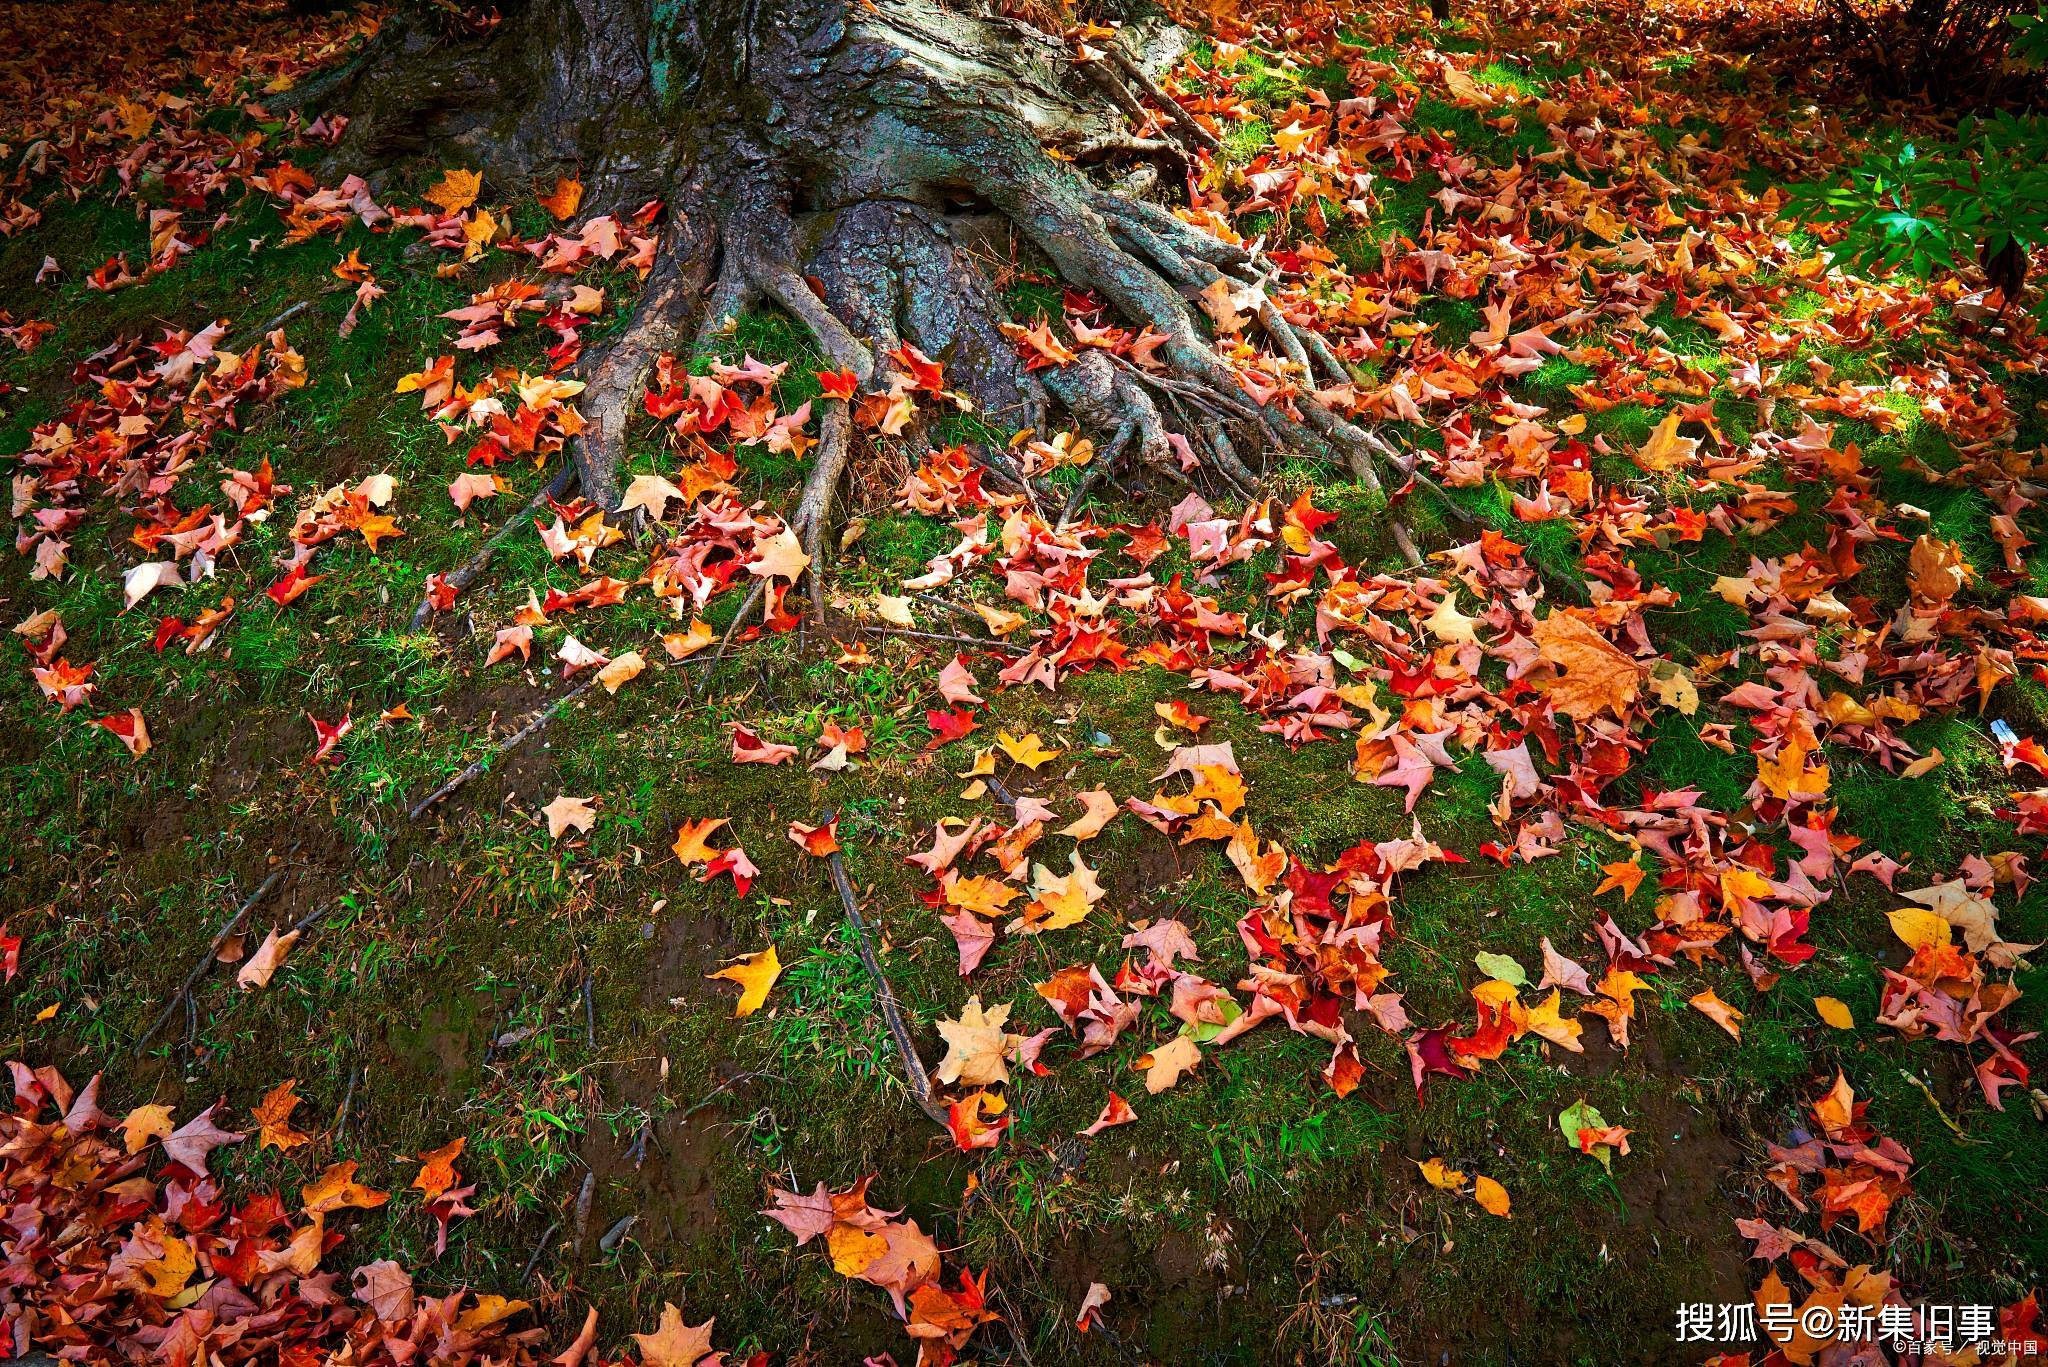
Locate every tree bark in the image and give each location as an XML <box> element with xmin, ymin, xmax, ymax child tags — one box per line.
<box><xmin>315</xmin><ymin>0</ymin><xmax>1396</xmax><ymax>560</ymax></box>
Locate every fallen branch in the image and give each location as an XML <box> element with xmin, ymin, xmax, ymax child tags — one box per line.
<box><xmin>135</xmin><ymin>852</ymin><xmax>298</xmax><ymax>1052</ymax></box>
<box><xmin>408</xmin><ymin>677</ymin><xmax>599</xmax><ymax>821</ymax></box>
<box><xmin>819</xmin><ymin>811</ymin><xmax>948</xmax><ymax>1127</ymax></box>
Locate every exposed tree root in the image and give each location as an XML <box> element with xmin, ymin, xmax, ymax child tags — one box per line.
<box><xmin>410</xmin><ymin>464</ymin><xmax>577</xmax><ymax>631</ymax></box>
<box><xmin>574</xmin><ymin>220</ymin><xmax>715</xmax><ymax>516</ymax></box>
<box><xmin>335</xmin><ymin>0</ymin><xmax>1459</xmax><ymax>643</ymax></box>
<box><xmin>134</xmin><ymin>851</ymin><xmax>299</xmax><ymax>1053</ymax></box>
<box><xmin>408</xmin><ymin>676</ymin><xmax>600</xmax><ymax>821</ymax></box>
<box><xmin>820</xmin><ymin>815</ymin><xmax>949</xmax><ymax>1128</ymax></box>
<box><xmin>695</xmin><ymin>579</ymin><xmax>767</xmax><ymax>697</ymax></box>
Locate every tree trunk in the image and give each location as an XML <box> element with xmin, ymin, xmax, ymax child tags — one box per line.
<box><xmin>312</xmin><ymin>0</ymin><xmax>1396</xmax><ymax>571</ymax></box>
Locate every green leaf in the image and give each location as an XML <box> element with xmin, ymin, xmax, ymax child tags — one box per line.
<box><xmin>1558</xmin><ymin>1099</ymin><xmax>1615</xmax><ymax>1171</ymax></box>
<box><xmin>1474</xmin><ymin>951</ymin><xmax>1529</xmax><ymax>987</ymax></box>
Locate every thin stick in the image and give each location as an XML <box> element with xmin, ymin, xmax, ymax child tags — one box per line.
<box><xmin>409</xmin><ymin>677</ymin><xmax>599</xmax><ymax>821</ymax></box>
<box><xmin>410</xmin><ymin>465</ymin><xmax>578</xmax><ymax>630</ymax></box>
<box><xmin>820</xmin><ymin>812</ymin><xmax>948</xmax><ymax>1127</ymax></box>
<box><xmin>135</xmin><ymin>855</ymin><xmax>297</xmax><ymax>1051</ymax></box>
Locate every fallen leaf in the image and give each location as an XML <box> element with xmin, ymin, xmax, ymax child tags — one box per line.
<box><xmin>706</xmin><ymin>946</ymin><xmax>782</xmax><ymax>1018</ymax></box>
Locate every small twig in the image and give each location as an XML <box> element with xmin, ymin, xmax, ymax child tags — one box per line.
<box><xmin>135</xmin><ymin>853</ymin><xmax>298</xmax><ymax>1051</ymax></box>
<box><xmin>335</xmin><ymin>1066</ymin><xmax>360</xmax><ymax>1143</ymax></box>
<box><xmin>409</xmin><ymin>677</ymin><xmax>599</xmax><ymax>821</ymax></box>
<box><xmin>820</xmin><ymin>812</ymin><xmax>948</xmax><ymax>1127</ymax></box>
<box><xmin>226</xmin><ymin>298</ymin><xmax>316</xmax><ymax>354</ymax></box>
<box><xmin>1105</xmin><ymin>42</ymin><xmax>1219</xmax><ymax>152</ymax></box>
<box><xmin>677</xmin><ymin>1068</ymin><xmax>776</xmax><ymax>1127</ymax></box>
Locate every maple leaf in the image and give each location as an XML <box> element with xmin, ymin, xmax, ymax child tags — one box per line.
<box><xmin>748</xmin><ymin>526</ymin><xmax>811</xmax><ymax>581</ymax></box>
<box><xmin>542</xmin><ymin>794</ymin><xmax>597</xmax><ymax>839</ymax></box>
<box><xmin>400</xmin><ymin>1138</ymin><xmax>463</xmax><ymax>1204</ymax></box>
<box><xmin>663</xmin><ymin>619</ymin><xmax>715</xmax><ymax>659</ymax></box>
<box><xmin>424</xmin><ymin>169</ymin><xmax>483</xmax><ymax>215</ymax></box>
<box><xmin>1080</xmin><ymin>1092</ymin><xmax>1136</xmax><ymax>1136</ymax></box>
<box><xmin>1134</xmin><ymin>1035</ymin><xmax>1201</xmax><ymax>1093</ymax></box>
<box><xmin>945</xmin><ymin>872</ymin><xmax>1021</xmax><ymax>918</ymax></box>
<box><xmin>935</xmin><ymin>996</ymin><xmax>1016</xmax><ymax>1086</ymax></box>
<box><xmin>354</xmin><ymin>1260</ymin><xmax>416</xmax><ymax>1323</ymax></box>
<box><xmin>1423</xmin><ymin>589</ymin><xmax>1480</xmax><ymax>644</ymax></box>
<box><xmin>161</xmin><ymin>1103</ymin><xmax>244</xmax><ymax>1174</ymax></box>
<box><xmin>1525</xmin><ymin>989</ymin><xmax>1585</xmax><ymax>1052</ymax></box>
<box><xmin>537</xmin><ymin>176</ymin><xmax>583</xmax><ymax>221</ymax></box>
<box><xmin>92</xmin><ymin>708</ymin><xmax>150</xmax><ymax>759</ymax></box>
<box><xmin>706</xmin><ymin>946</ymin><xmax>782</xmax><ymax>1017</ymax></box>
<box><xmin>596</xmin><ymin>650</ymin><xmax>646</xmax><ymax>694</ymax></box>
<box><xmin>671</xmin><ymin>817</ymin><xmax>729</xmax><ymax>866</ymax></box>
<box><xmin>997</xmin><ymin>729</ymin><xmax>1061</xmax><ymax>769</ymax></box>
<box><xmin>1593</xmin><ymin>857</ymin><xmax>1644</xmax><ymax>900</ymax></box>
<box><xmin>1688</xmin><ymin>987</ymin><xmax>1744</xmax><ymax>1039</ymax></box>
<box><xmin>253</xmin><ymin>1079</ymin><xmax>310</xmax><ymax>1151</ymax></box>
<box><xmin>1059</xmin><ymin>788</ymin><xmax>1119</xmax><ymax>841</ymax></box>
<box><xmin>787</xmin><ymin>818</ymin><xmax>840</xmax><ymax>857</ymax></box>
<box><xmin>1532</xmin><ymin>612</ymin><xmax>1642</xmax><ymax>721</ymax></box>
<box><xmin>815</xmin><ymin>368</ymin><xmax>859</xmax><ymax>400</ymax></box>
<box><xmin>926</xmin><ymin>707</ymin><xmax>979</xmax><ymax>748</ymax></box>
<box><xmin>632</xmin><ymin>1303</ymin><xmax>716</xmax><ymax>1367</ymax></box>
<box><xmin>308</xmin><ymin>712</ymin><xmax>353</xmax><ymax>764</ymax></box>
<box><xmin>122</xmin><ymin>560</ymin><xmax>181</xmax><ymax>611</ymax></box>
<box><xmin>618</xmin><ymin>473</ymin><xmax>687</xmax><ymax>520</ymax></box>
<box><xmin>303</xmin><ymin>1160</ymin><xmax>391</xmax><ymax>1214</ymax></box>
<box><xmin>729</xmin><ymin>724</ymin><xmax>797</xmax><ymax>765</ymax></box>
<box><xmin>121</xmin><ymin>1102</ymin><xmax>174</xmax><ymax>1154</ymax></box>
<box><xmin>1631</xmin><ymin>412</ymin><xmax>1699</xmax><ymax>472</ymax></box>
<box><xmin>236</xmin><ymin>926</ymin><xmax>301</xmax><ymax>990</ymax></box>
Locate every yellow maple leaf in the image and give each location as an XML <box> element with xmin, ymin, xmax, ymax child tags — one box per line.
<box><xmin>1526</xmin><ymin>989</ymin><xmax>1585</xmax><ymax>1053</ymax></box>
<box><xmin>1688</xmin><ymin>987</ymin><xmax>1744</xmax><ymax>1040</ymax></box>
<box><xmin>140</xmin><ymin>1227</ymin><xmax>196</xmax><ymax>1298</ymax></box>
<box><xmin>1189</xmin><ymin>763</ymin><xmax>1247</xmax><ymax>816</ymax></box>
<box><xmin>671</xmin><ymin>817</ymin><xmax>729</xmax><ymax>867</ymax></box>
<box><xmin>1593</xmin><ymin>857</ymin><xmax>1644</xmax><ymax>900</ymax></box>
<box><xmin>1416</xmin><ymin>1157</ymin><xmax>1466</xmax><ymax>1191</ymax></box>
<box><xmin>827</xmin><ymin>1224</ymin><xmax>887</xmax><ymax>1277</ymax></box>
<box><xmin>1631</xmin><ymin>411</ymin><xmax>1699</xmax><ymax>472</ymax></box>
<box><xmin>537</xmin><ymin>176</ymin><xmax>584</xmax><ymax>221</ymax></box>
<box><xmin>424</xmin><ymin>168</ymin><xmax>482</xmax><ymax>215</ymax></box>
<box><xmin>706</xmin><ymin>946</ymin><xmax>782</xmax><ymax>1018</ymax></box>
<box><xmin>997</xmin><ymin>730</ymin><xmax>1062</xmax><ymax>769</ymax></box>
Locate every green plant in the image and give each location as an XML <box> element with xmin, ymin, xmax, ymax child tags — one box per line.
<box><xmin>1789</xmin><ymin>110</ymin><xmax>2048</xmax><ymax>309</ymax></box>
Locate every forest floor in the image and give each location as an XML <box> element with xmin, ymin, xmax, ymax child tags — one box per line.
<box><xmin>3</xmin><ymin>0</ymin><xmax>2047</xmax><ymax>1364</ymax></box>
